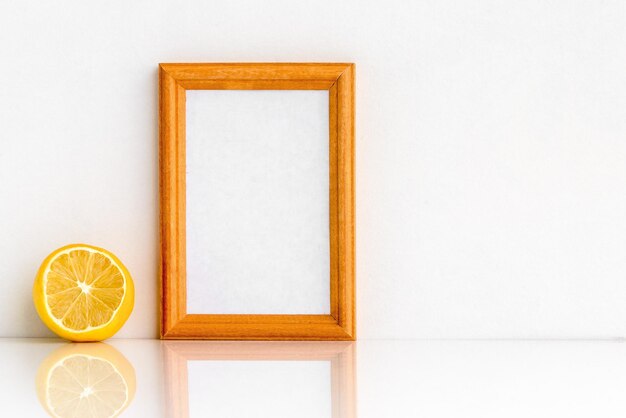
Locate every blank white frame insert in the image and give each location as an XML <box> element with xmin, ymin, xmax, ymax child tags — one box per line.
<box><xmin>185</xmin><ymin>90</ymin><xmax>330</xmax><ymax>315</ymax></box>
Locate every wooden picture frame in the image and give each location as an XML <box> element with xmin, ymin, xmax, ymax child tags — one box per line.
<box><xmin>159</xmin><ymin>63</ymin><xmax>355</xmax><ymax>340</ymax></box>
<box><xmin>162</xmin><ymin>341</ymin><xmax>356</xmax><ymax>418</ymax></box>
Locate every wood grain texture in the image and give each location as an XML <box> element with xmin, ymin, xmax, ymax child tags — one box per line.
<box><xmin>159</xmin><ymin>63</ymin><xmax>355</xmax><ymax>340</ymax></box>
<box><xmin>159</xmin><ymin>67</ymin><xmax>187</xmax><ymax>337</ymax></box>
<box><xmin>329</xmin><ymin>82</ymin><xmax>340</xmax><ymax>321</ymax></box>
<box><xmin>178</xmin><ymin>79</ymin><xmax>335</xmax><ymax>90</ymax></box>
<box><xmin>336</xmin><ymin>65</ymin><xmax>356</xmax><ymax>339</ymax></box>
<box><xmin>160</xmin><ymin>63</ymin><xmax>350</xmax><ymax>81</ymax></box>
<box><xmin>162</xmin><ymin>341</ymin><xmax>356</xmax><ymax>418</ymax></box>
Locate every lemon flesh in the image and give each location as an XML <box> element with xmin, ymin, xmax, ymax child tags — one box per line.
<box><xmin>36</xmin><ymin>343</ymin><xmax>136</xmax><ymax>418</ymax></box>
<box><xmin>34</xmin><ymin>244</ymin><xmax>134</xmax><ymax>341</ymax></box>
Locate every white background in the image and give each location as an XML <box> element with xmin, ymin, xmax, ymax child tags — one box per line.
<box><xmin>1</xmin><ymin>0</ymin><xmax>626</xmax><ymax>339</ymax></box>
<box><xmin>5</xmin><ymin>339</ymin><xmax>626</xmax><ymax>417</ymax></box>
<box><xmin>188</xmin><ymin>360</ymin><xmax>331</xmax><ymax>417</ymax></box>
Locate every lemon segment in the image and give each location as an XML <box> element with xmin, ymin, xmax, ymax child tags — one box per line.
<box><xmin>33</xmin><ymin>244</ymin><xmax>134</xmax><ymax>342</ymax></box>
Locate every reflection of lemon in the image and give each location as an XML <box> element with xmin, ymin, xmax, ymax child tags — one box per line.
<box><xmin>33</xmin><ymin>244</ymin><xmax>134</xmax><ymax>341</ymax></box>
<box><xmin>36</xmin><ymin>343</ymin><xmax>136</xmax><ymax>418</ymax></box>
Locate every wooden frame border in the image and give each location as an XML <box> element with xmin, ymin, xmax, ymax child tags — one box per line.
<box><xmin>159</xmin><ymin>63</ymin><xmax>355</xmax><ymax>340</ymax></box>
<box><xmin>162</xmin><ymin>341</ymin><xmax>356</xmax><ymax>417</ymax></box>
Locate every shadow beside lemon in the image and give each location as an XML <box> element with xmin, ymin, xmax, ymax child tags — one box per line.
<box><xmin>36</xmin><ymin>343</ymin><xmax>136</xmax><ymax>418</ymax></box>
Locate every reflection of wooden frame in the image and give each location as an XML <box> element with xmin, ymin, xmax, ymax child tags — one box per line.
<box><xmin>162</xmin><ymin>341</ymin><xmax>356</xmax><ymax>418</ymax></box>
<box><xmin>159</xmin><ymin>63</ymin><xmax>356</xmax><ymax>340</ymax></box>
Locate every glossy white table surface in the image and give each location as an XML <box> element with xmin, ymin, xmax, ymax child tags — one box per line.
<box><xmin>2</xmin><ymin>338</ymin><xmax>625</xmax><ymax>417</ymax></box>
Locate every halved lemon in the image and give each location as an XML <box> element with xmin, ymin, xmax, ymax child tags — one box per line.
<box><xmin>36</xmin><ymin>342</ymin><xmax>136</xmax><ymax>418</ymax></box>
<box><xmin>33</xmin><ymin>244</ymin><xmax>134</xmax><ymax>341</ymax></box>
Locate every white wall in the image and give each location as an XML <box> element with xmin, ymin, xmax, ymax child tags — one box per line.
<box><xmin>1</xmin><ymin>0</ymin><xmax>625</xmax><ymax>339</ymax></box>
